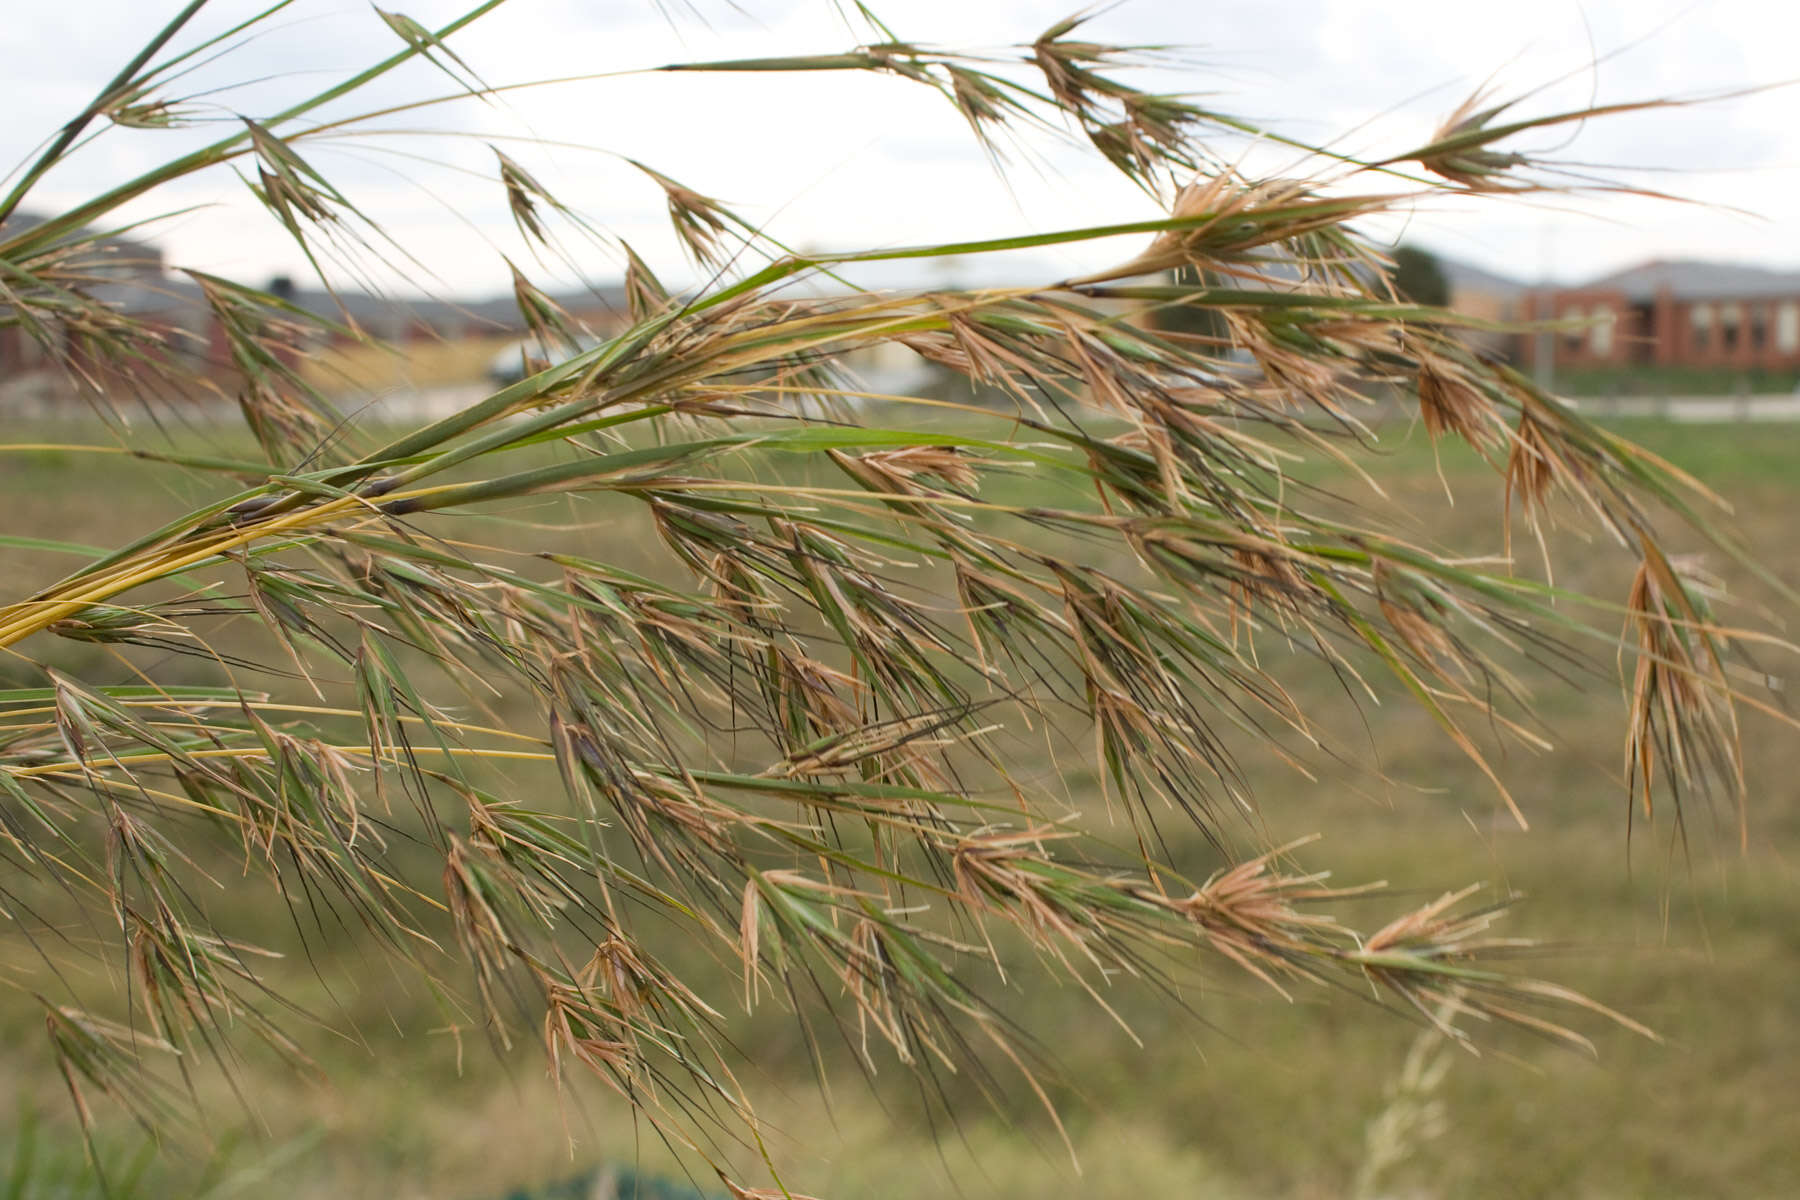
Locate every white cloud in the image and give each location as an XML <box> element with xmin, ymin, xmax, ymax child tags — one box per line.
<box><xmin>5</xmin><ymin>0</ymin><xmax>1796</xmax><ymax>298</ymax></box>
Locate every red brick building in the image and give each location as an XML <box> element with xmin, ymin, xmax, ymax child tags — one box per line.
<box><xmin>1519</xmin><ymin>260</ymin><xmax>1800</xmax><ymax>371</ymax></box>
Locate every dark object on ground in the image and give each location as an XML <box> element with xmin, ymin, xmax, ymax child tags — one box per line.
<box><xmin>491</xmin><ymin>1164</ymin><xmax>722</xmax><ymax>1200</ymax></box>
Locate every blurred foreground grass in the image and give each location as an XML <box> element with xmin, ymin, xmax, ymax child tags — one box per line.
<box><xmin>1</xmin><ymin>414</ymin><xmax>1795</xmax><ymax>1199</ymax></box>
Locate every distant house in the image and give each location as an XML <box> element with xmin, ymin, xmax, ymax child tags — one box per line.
<box><xmin>1521</xmin><ymin>260</ymin><xmax>1800</xmax><ymax>371</ymax></box>
<box><xmin>0</xmin><ymin>212</ymin><xmax>185</xmax><ymax>380</ymax></box>
<box><xmin>1438</xmin><ymin>257</ymin><xmax>1526</xmax><ymax>357</ymax></box>
<box><xmin>0</xmin><ymin>209</ymin><xmax>634</xmax><ymax>403</ymax></box>
<box><xmin>276</xmin><ymin>284</ymin><xmax>631</xmax><ymax>348</ymax></box>
<box><xmin>0</xmin><ymin>211</ymin><xmax>167</xmax><ymax>281</ymax></box>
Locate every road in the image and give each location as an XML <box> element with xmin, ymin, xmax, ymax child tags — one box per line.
<box><xmin>6</xmin><ymin>375</ymin><xmax>1800</xmax><ymax>425</ymax></box>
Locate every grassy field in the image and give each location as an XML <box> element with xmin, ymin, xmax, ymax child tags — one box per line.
<box><xmin>1</xmin><ymin>413</ymin><xmax>1797</xmax><ymax>1199</ymax></box>
<box><xmin>296</xmin><ymin>334</ymin><xmax>520</xmax><ymax>395</ymax></box>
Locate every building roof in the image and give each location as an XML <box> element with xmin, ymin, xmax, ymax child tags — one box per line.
<box><xmin>283</xmin><ymin>284</ymin><xmax>630</xmax><ymax>334</ymax></box>
<box><xmin>1580</xmin><ymin>259</ymin><xmax>1800</xmax><ymax>302</ymax></box>
<box><xmin>1438</xmin><ymin>255</ymin><xmax>1526</xmax><ymax>297</ymax></box>
<box><xmin>0</xmin><ymin>211</ymin><xmax>164</xmax><ymax>273</ymax></box>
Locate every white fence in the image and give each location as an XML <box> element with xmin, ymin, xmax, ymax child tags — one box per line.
<box><xmin>1564</xmin><ymin>394</ymin><xmax>1800</xmax><ymax>422</ymax></box>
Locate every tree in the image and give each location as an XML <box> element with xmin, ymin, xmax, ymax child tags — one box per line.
<box><xmin>0</xmin><ymin>5</ymin><xmax>1780</xmax><ymax>1195</ymax></box>
<box><xmin>1154</xmin><ymin>265</ymin><xmax>1229</xmax><ymax>343</ymax></box>
<box><xmin>1393</xmin><ymin>244</ymin><xmax>1451</xmax><ymax>307</ymax></box>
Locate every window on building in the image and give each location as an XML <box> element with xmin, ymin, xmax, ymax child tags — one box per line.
<box><xmin>1563</xmin><ymin>305</ymin><xmax>1585</xmax><ymax>353</ymax></box>
<box><xmin>1691</xmin><ymin>303</ymin><xmax>1714</xmax><ymax>351</ymax></box>
<box><xmin>1750</xmin><ymin>305</ymin><xmax>1768</xmax><ymax>353</ymax></box>
<box><xmin>1778</xmin><ymin>302</ymin><xmax>1800</xmax><ymax>354</ymax></box>
<box><xmin>1721</xmin><ymin>303</ymin><xmax>1742</xmax><ymax>352</ymax></box>
<box><xmin>1590</xmin><ymin>307</ymin><xmax>1615</xmax><ymax>358</ymax></box>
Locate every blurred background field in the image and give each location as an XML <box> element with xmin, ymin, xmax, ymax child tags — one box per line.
<box><xmin>294</xmin><ymin>334</ymin><xmax>521</xmax><ymax>396</ymax></box>
<box><xmin>1</xmin><ymin>413</ymin><xmax>1795</xmax><ymax>1200</ymax></box>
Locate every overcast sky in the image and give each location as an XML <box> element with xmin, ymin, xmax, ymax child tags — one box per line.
<box><xmin>5</xmin><ymin>0</ymin><xmax>1797</xmax><ymax>300</ymax></box>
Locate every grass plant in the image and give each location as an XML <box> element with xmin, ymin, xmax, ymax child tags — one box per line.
<box><xmin>0</xmin><ymin>4</ymin><xmax>1793</xmax><ymax>1196</ymax></box>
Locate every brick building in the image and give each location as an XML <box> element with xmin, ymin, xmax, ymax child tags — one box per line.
<box><xmin>1</xmin><ymin>209</ymin><xmax>632</xmax><ymax>402</ymax></box>
<box><xmin>1520</xmin><ymin>260</ymin><xmax>1800</xmax><ymax>371</ymax></box>
<box><xmin>0</xmin><ymin>212</ymin><xmax>181</xmax><ymax>379</ymax></box>
<box><xmin>1439</xmin><ymin>257</ymin><xmax>1526</xmax><ymax>358</ymax></box>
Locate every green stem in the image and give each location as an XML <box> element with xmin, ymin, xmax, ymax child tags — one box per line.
<box><xmin>0</xmin><ymin>0</ymin><xmax>510</xmax><ymax>259</ymax></box>
<box><xmin>0</xmin><ymin>1</ymin><xmax>210</xmax><ymax>226</ymax></box>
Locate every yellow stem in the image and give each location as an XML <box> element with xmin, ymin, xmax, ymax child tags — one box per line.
<box><xmin>0</xmin><ymin>494</ymin><xmax>368</xmax><ymax>647</ymax></box>
<box><xmin>8</xmin><ymin>742</ymin><xmax>555</xmax><ymax>779</ymax></box>
<box><xmin>0</xmin><ymin>702</ymin><xmax>549</xmax><ymax>747</ymax></box>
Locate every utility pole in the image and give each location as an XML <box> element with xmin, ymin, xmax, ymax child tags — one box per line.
<box><xmin>1533</xmin><ymin>223</ymin><xmax>1555</xmax><ymax>393</ymax></box>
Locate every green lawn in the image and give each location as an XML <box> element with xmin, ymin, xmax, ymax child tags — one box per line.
<box><xmin>1</xmin><ymin>413</ymin><xmax>1797</xmax><ymax>1199</ymax></box>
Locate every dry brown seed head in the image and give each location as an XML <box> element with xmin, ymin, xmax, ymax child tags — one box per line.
<box><xmin>1504</xmin><ymin>413</ymin><xmax>1559</xmax><ymax>525</ymax></box>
